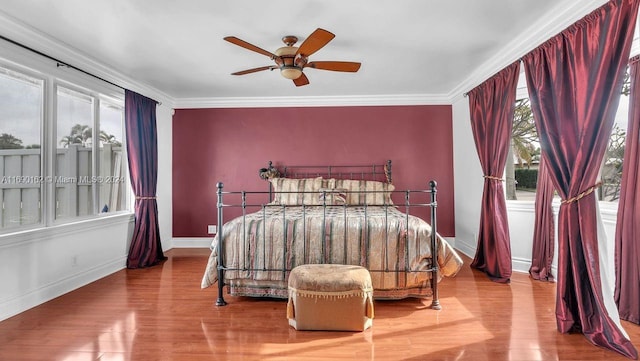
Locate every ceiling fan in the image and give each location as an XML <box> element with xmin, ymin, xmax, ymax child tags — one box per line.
<box><xmin>224</xmin><ymin>28</ymin><xmax>361</xmax><ymax>86</ymax></box>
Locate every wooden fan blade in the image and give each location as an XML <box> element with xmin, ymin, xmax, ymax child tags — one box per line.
<box><xmin>231</xmin><ymin>66</ymin><xmax>276</xmax><ymax>75</ymax></box>
<box><xmin>293</xmin><ymin>73</ymin><xmax>310</xmax><ymax>87</ymax></box>
<box><xmin>305</xmin><ymin>61</ymin><xmax>361</xmax><ymax>72</ymax></box>
<box><xmin>296</xmin><ymin>28</ymin><xmax>335</xmax><ymax>57</ymax></box>
<box><xmin>224</xmin><ymin>36</ymin><xmax>277</xmax><ymax>59</ymax></box>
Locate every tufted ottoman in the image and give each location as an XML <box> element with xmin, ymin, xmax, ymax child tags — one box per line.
<box><xmin>287</xmin><ymin>264</ymin><xmax>374</xmax><ymax>331</ymax></box>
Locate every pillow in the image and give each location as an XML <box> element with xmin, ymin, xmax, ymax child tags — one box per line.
<box><xmin>333</xmin><ymin>179</ymin><xmax>395</xmax><ymax>205</ymax></box>
<box><xmin>269</xmin><ymin>177</ymin><xmax>323</xmax><ymax>205</ymax></box>
<box><xmin>318</xmin><ymin>188</ymin><xmax>347</xmax><ymax>205</ymax></box>
<box><xmin>321</xmin><ymin>178</ymin><xmax>335</xmax><ymax>189</ymax></box>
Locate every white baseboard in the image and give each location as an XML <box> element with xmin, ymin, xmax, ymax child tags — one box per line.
<box><xmin>443</xmin><ymin>236</ymin><xmax>455</xmax><ymax>249</ymax></box>
<box><xmin>453</xmin><ymin>238</ymin><xmax>476</xmax><ymax>260</ymax></box>
<box><xmin>512</xmin><ymin>257</ymin><xmax>532</xmax><ymax>274</ymax></box>
<box><xmin>171</xmin><ymin>237</ymin><xmax>213</xmax><ymax>248</ymax></box>
<box><xmin>0</xmin><ymin>256</ymin><xmax>125</xmax><ymax>322</ymax></box>
<box><xmin>450</xmin><ymin>238</ymin><xmax>535</xmax><ymax>275</ymax></box>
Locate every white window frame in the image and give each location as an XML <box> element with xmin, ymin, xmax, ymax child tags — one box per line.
<box><xmin>0</xmin><ymin>44</ymin><xmax>132</xmax><ymax>237</ymax></box>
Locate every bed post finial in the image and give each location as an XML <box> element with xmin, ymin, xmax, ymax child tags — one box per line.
<box><xmin>385</xmin><ymin>160</ymin><xmax>392</xmax><ymax>184</ymax></box>
<box><xmin>259</xmin><ymin>161</ymin><xmax>281</xmax><ymax>180</ymax></box>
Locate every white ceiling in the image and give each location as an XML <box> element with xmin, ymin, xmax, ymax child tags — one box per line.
<box><xmin>0</xmin><ymin>0</ymin><xmax>608</xmax><ymax>107</ymax></box>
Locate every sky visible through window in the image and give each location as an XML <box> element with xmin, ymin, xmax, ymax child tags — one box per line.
<box><xmin>0</xmin><ymin>70</ymin><xmax>42</xmax><ymax>147</ymax></box>
<box><xmin>1</xmin><ymin>75</ymin><xmax>122</xmax><ymax>147</ymax></box>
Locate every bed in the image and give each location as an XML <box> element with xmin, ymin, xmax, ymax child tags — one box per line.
<box><xmin>201</xmin><ymin>161</ymin><xmax>463</xmax><ymax>309</ymax></box>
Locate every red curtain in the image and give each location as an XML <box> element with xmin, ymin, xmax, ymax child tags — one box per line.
<box><xmin>125</xmin><ymin>90</ymin><xmax>166</xmax><ymax>268</ymax></box>
<box><xmin>615</xmin><ymin>55</ymin><xmax>640</xmax><ymax>325</ymax></box>
<box><xmin>522</xmin><ymin>0</ymin><xmax>638</xmax><ymax>358</ymax></box>
<box><xmin>468</xmin><ymin>61</ymin><xmax>520</xmax><ymax>283</ymax></box>
<box><xmin>529</xmin><ymin>156</ymin><xmax>556</xmax><ymax>281</ymax></box>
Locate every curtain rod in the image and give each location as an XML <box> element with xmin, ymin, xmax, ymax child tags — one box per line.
<box><xmin>0</xmin><ymin>34</ymin><xmax>161</xmax><ymax>105</ymax></box>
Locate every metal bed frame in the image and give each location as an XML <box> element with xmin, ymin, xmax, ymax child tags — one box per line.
<box><xmin>214</xmin><ymin>160</ymin><xmax>441</xmax><ymax>309</ymax></box>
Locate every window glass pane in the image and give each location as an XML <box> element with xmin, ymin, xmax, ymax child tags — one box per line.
<box><xmin>601</xmin><ymin>74</ymin><xmax>629</xmax><ymax>202</ymax></box>
<box><xmin>98</xmin><ymin>101</ymin><xmax>127</xmax><ymax>213</ymax></box>
<box><xmin>56</xmin><ymin>86</ymin><xmax>94</xmax><ymax>219</ymax></box>
<box><xmin>507</xmin><ymin>71</ymin><xmax>541</xmax><ymax>201</ymax></box>
<box><xmin>509</xmin><ymin>97</ymin><xmax>540</xmax><ymax>201</ymax></box>
<box><xmin>0</xmin><ymin>67</ymin><xmax>43</xmax><ymax>230</ymax></box>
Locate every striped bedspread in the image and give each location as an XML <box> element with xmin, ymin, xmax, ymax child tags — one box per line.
<box><xmin>201</xmin><ymin>205</ymin><xmax>463</xmax><ymax>299</ymax></box>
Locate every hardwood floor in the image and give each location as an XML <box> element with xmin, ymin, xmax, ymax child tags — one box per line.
<box><xmin>1</xmin><ymin>248</ymin><xmax>639</xmax><ymax>361</ymax></box>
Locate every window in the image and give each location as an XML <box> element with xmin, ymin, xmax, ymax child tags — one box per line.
<box><xmin>55</xmin><ymin>86</ymin><xmax>95</xmax><ymax>219</ymax></box>
<box><xmin>98</xmin><ymin>101</ymin><xmax>126</xmax><ymax>213</ymax></box>
<box><xmin>0</xmin><ymin>67</ymin><xmax>44</xmax><ymax>230</ymax></box>
<box><xmin>506</xmin><ymin>71</ymin><xmax>540</xmax><ymax>201</ymax></box>
<box><xmin>506</xmin><ymin>68</ymin><xmax>628</xmax><ymax>203</ymax></box>
<box><xmin>600</xmin><ymin>69</ymin><xmax>630</xmax><ymax>202</ymax></box>
<box><xmin>0</xmin><ymin>63</ymin><xmax>129</xmax><ymax>233</ymax></box>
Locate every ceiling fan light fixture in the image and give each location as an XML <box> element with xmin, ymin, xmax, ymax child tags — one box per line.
<box><xmin>280</xmin><ymin>66</ymin><xmax>302</xmax><ymax>80</ymax></box>
<box><xmin>275</xmin><ymin>46</ymin><xmax>298</xmax><ymax>57</ymax></box>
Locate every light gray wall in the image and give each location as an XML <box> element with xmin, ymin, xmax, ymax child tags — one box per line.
<box><xmin>0</xmin><ymin>215</ymin><xmax>134</xmax><ymax>321</ymax></box>
<box><xmin>156</xmin><ymin>105</ymin><xmax>173</xmax><ymax>251</ymax></box>
<box><xmin>452</xmin><ymin>94</ymin><xmax>483</xmax><ymax>259</ymax></box>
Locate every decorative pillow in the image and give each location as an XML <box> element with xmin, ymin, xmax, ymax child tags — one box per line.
<box><xmin>333</xmin><ymin>179</ymin><xmax>395</xmax><ymax>205</ymax></box>
<box><xmin>321</xmin><ymin>178</ymin><xmax>336</xmax><ymax>189</ymax></box>
<box><xmin>318</xmin><ymin>188</ymin><xmax>347</xmax><ymax>205</ymax></box>
<box><xmin>269</xmin><ymin>177</ymin><xmax>323</xmax><ymax>205</ymax></box>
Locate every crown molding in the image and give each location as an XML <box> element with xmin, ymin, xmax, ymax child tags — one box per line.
<box><xmin>173</xmin><ymin>93</ymin><xmax>450</xmax><ymax>109</ymax></box>
<box><xmin>0</xmin><ymin>10</ymin><xmax>176</xmax><ymax>108</ymax></box>
<box><xmin>447</xmin><ymin>0</ymin><xmax>609</xmax><ymax>99</ymax></box>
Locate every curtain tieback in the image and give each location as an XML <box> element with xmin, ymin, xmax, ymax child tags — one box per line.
<box><xmin>483</xmin><ymin>175</ymin><xmax>504</xmax><ymax>181</ymax></box>
<box><xmin>136</xmin><ymin>196</ymin><xmax>157</xmax><ymax>200</ymax></box>
<box><xmin>560</xmin><ymin>182</ymin><xmax>602</xmax><ymax>205</ymax></box>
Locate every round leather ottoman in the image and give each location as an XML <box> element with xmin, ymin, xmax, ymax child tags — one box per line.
<box><xmin>287</xmin><ymin>264</ymin><xmax>374</xmax><ymax>331</ymax></box>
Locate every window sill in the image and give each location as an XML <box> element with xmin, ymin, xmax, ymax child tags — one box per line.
<box><xmin>505</xmin><ymin>199</ymin><xmax>535</xmax><ymax>211</ymax></box>
<box><xmin>0</xmin><ymin>212</ymin><xmax>134</xmax><ymax>247</ymax></box>
<box><xmin>506</xmin><ymin>199</ymin><xmax>619</xmax><ymax>221</ymax></box>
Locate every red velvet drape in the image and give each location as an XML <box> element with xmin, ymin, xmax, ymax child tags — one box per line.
<box><xmin>615</xmin><ymin>55</ymin><xmax>640</xmax><ymax>325</ymax></box>
<box><xmin>522</xmin><ymin>0</ymin><xmax>638</xmax><ymax>358</ymax></box>
<box><xmin>125</xmin><ymin>90</ymin><xmax>166</xmax><ymax>269</ymax></box>
<box><xmin>468</xmin><ymin>61</ymin><xmax>520</xmax><ymax>283</ymax></box>
<box><xmin>529</xmin><ymin>156</ymin><xmax>556</xmax><ymax>281</ymax></box>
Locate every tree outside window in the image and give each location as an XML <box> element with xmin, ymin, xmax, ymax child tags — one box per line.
<box><xmin>506</xmin><ymin>98</ymin><xmax>540</xmax><ymax>200</ymax></box>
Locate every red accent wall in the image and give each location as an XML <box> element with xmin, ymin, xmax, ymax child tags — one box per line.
<box><xmin>172</xmin><ymin>105</ymin><xmax>455</xmax><ymax>237</ymax></box>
